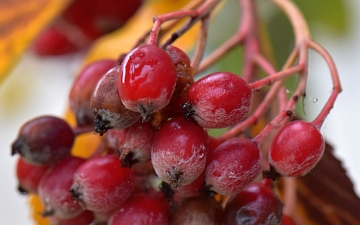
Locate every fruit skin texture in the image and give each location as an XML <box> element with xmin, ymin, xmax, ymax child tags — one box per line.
<box><xmin>70</xmin><ymin>155</ymin><xmax>134</xmax><ymax>212</ymax></box>
<box><xmin>187</xmin><ymin>71</ymin><xmax>252</xmax><ymax>128</ymax></box>
<box><xmin>119</xmin><ymin>44</ymin><xmax>177</xmax><ymax>119</ymax></box>
<box><xmin>269</xmin><ymin>120</ymin><xmax>325</xmax><ymax>177</ymax></box>
<box><xmin>15</xmin><ymin>157</ymin><xmax>49</xmax><ymax>194</ymax></box>
<box><xmin>205</xmin><ymin>137</ymin><xmax>262</xmax><ymax>196</ymax></box>
<box><xmin>108</xmin><ymin>194</ymin><xmax>170</xmax><ymax>225</ymax></box>
<box><xmin>69</xmin><ymin>59</ymin><xmax>116</xmax><ymax>127</ymax></box>
<box><xmin>171</xmin><ymin>196</ymin><xmax>223</xmax><ymax>225</ymax></box>
<box><xmin>38</xmin><ymin>156</ymin><xmax>86</xmax><ymax>219</ymax></box>
<box><xmin>151</xmin><ymin>117</ymin><xmax>209</xmax><ymax>188</ymax></box>
<box><xmin>11</xmin><ymin>116</ymin><xmax>74</xmax><ymax>165</ymax></box>
<box><xmin>222</xmin><ymin>179</ymin><xmax>283</xmax><ymax>225</ymax></box>
<box><xmin>90</xmin><ymin>66</ymin><xmax>141</xmax><ymax>135</ymax></box>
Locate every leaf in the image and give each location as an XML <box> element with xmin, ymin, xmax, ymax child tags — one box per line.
<box><xmin>294</xmin><ymin>0</ymin><xmax>349</xmax><ymax>33</ymax></box>
<box><xmin>0</xmin><ymin>0</ymin><xmax>72</xmax><ymax>84</ymax></box>
<box><xmin>296</xmin><ymin>142</ymin><xmax>360</xmax><ymax>224</ymax></box>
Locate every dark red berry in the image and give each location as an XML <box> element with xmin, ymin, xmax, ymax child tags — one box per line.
<box><xmin>11</xmin><ymin>116</ymin><xmax>74</xmax><ymax>165</ymax></box>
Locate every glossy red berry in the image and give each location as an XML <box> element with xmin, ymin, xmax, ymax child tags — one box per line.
<box><xmin>205</xmin><ymin>137</ymin><xmax>262</xmax><ymax>196</ymax></box>
<box><xmin>91</xmin><ymin>66</ymin><xmax>141</xmax><ymax>135</ymax></box>
<box><xmin>118</xmin><ymin>44</ymin><xmax>177</xmax><ymax>120</ymax></box>
<box><xmin>186</xmin><ymin>71</ymin><xmax>252</xmax><ymax>128</ymax></box>
<box><xmin>15</xmin><ymin>157</ymin><xmax>49</xmax><ymax>194</ymax></box>
<box><xmin>151</xmin><ymin>117</ymin><xmax>210</xmax><ymax>188</ymax></box>
<box><xmin>222</xmin><ymin>179</ymin><xmax>283</xmax><ymax>225</ymax></box>
<box><xmin>269</xmin><ymin>120</ymin><xmax>325</xmax><ymax>177</ymax></box>
<box><xmin>71</xmin><ymin>155</ymin><xmax>134</xmax><ymax>212</ymax></box>
<box><xmin>11</xmin><ymin>116</ymin><xmax>75</xmax><ymax>165</ymax></box>
<box><xmin>108</xmin><ymin>194</ymin><xmax>170</xmax><ymax>225</ymax></box>
<box><xmin>69</xmin><ymin>59</ymin><xmax>116</xmax><ymax>127</ymax></box>
<box><xmin>38</xmin><ymin>156</ymin><xmax>86</xmax><ymax>219</ymax></box>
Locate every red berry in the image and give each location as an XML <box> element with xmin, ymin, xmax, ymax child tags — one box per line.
<box><xmin>48</xmin><ymin>210</ymin><xmax>94</xmax><ymax>225</ymax></box>
<box><xmin>108</xmin><ymin>194</ymin><xmax>170</xmax><ymax>225</ymax></box>
<box><xmin>15</xmin><ymin>157</ymin><xmax>49</xmax><ymax>194</ymax></box>
<box><xmin>186</xmin><ymin>71</ymin><xmax>252</xmax><ymax>128</ymax></box>
<box><xmin>69</xmin><ymin>59</ymin><xmax>116</xmax><ymax>127</ymax></box>
<box><xmin>33</xmin><ymin>26</ymin><xmax>80</xmax><ymax>56</ymax></box>
<box><xmin>117</xmin><ymin>121</ymin><xmax>156</xmax><ymax>167</ymax></box>
<box><xmin>281</xmin><ymin>214</ymin><xmax>296</xmax><ymax>225</ymax></box>
<box><xmin>205</xmin><ymin>137</ymin><xmax>262</xmax><ymax>196</ymax></box>
<box><xmin>90</xmin><ymin>66</ymin><xmax>141</xmax><ymax>135</ymax></box>
<box><xmin>269</xmin><ymin>120</ymin><xmax>325</xmax><ymax>177</ymax></box>
<box><xmin>222</xmin><ymin>179</ymin><xmax>283</xmax><ymax>225</ymax></box>
<box><xmin>151</xmin><ymin>117</ymin><xmax>210</xmax><ymax>188</ymax></box>
<box><xmin>118</xmin><ymin>44</ymin><xmax>177</xmax><ymax>120</ymax></box>
<box><xmin>11</xmin><ymin>116</ymin><xmax>75</xmax><ymax>165</ymax></box>
<box><xmin>38</xmin><ymin>156</ymin><xmax>86</xmax><ymax>219</ymax></box>
<box><xmin>172</xmin><ymin>196</ymin><xmax>223</xmax><ymax>225</ymax></box>
<box><xmin>71</xmin><ymin>155</ymin><xmax>134</xmax><ymax>212</ymax></box>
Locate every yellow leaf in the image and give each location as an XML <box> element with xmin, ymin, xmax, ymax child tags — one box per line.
<box><xmin>83</xmin><ymin>0</ymin><xmax>201</xmax><ymax>66</ymax></box>
<box><xmin>0</xmin><ymin>0</ymin><xmax>72</xmax><ymax>84</ymax></box>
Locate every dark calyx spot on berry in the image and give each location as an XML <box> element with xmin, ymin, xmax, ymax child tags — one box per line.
<box><xmin>137</xmin><ymin>104</ymin><xmax>152</xmax><ymax>122</ymax></box>
<box><xmin>70</xmin><ymin>185</ymin><xmax>82</xmax><ymax>202</ymax></box>
<box><xmin>94</xmin><ymin>114</ymin><xmax>112</xmax><ymax>136</ymax></box>
<box><xmin>17</xmin><ymin>185</ymin><xmax>28</xmax><ymax>195</ymax></box>
<box><xmin>262</xmin><ymin>165</ymin><xmax>282</xmax><ymax>181</ymax></box>
<box><xmin>182</xmin><ymin>102</ymin><xmax>195</xmax><ymax>119</ymax></box>
<box><xmin>166</xmin><ymin>167</ymin><xmax>184</xmax><ymax>188</ymax></box>
<box><xmin>11</xmin><ymin>139</ymin><xmax>24</xmax><ymax>156</ymax></box>
<box><xmin>159</xmin><ymin>181</ymin><xmax>174</xmax><ymax>204</ymax></box>
<box><xmin>120</xmin><ymin>151</ymin><xmax>139</xmax><ymax>168</ymax></box>
<box><xmin>199</xmin><ymin>184</ymin><xmax>217</xmax><ymax>198</ymax></box>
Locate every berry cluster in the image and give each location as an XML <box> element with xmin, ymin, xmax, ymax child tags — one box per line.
<box><xmin>11</xmin><ymin>0</ymin><xmax>341</xmax><ymax>224</ymax></box>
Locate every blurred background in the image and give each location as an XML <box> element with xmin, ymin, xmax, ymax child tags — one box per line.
<box><xmin>0</xmin><ymin>0</ymin><xmax>358</xmax><ymax>224</ymax></box>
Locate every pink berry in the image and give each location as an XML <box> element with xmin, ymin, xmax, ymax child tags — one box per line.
<box><xmin>205</xmin><ymin>137</ymin><xmax>262</xmax><ymax>196</ymax></box>
<box><xmin>151</xmin><ymin>117</ymin><xmax>209</xmax><ymax>188</ymax></box>
<box><xmin>38</xmin><ymin>156</ymin><xmax>86</xmax><ymax>219</ymax></box>
<box><xmin>186</xmin><ymin>71</ymin><xmax>252</xmax><ymax>128</ymax></box>
<box><xmin>118</xmin><ymin>44</ymin><xmax>177</xmax><ymax>120</ymax></box>
<box><xmin>108</xmin><ymin>194</ymin><xmax>170</xmax><ymax>225</ymax></box>
<box><xmin>71</xmin><ymin>155</ymin><xmax>134</xmax><ymax>212</ymax></box>
<box><xmin>269</xmin><ymin>120</ymin><xmax>325</xmax><ymax>177</ymax></box>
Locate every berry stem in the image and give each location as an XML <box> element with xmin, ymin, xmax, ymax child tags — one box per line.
<box><xmin>308</xmin><ymin>40</ymin><xmax>342</xmax><ymax>129</ymax></box>
<box><xmin>149</xmin><ymin>0</ymin><xmax>221</xmax><ymax>46</ymax></box>
<box><xmin>191</xmin><ymin>15</ymin><xmax>210</xmax><ymax>72</ymax></box>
